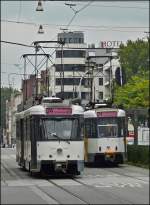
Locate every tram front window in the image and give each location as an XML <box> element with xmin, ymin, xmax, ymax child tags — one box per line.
<box><xmin>41</xmin><ymin>118</ymin><xmax>79</xmax><ymax>141</ymax></box>
<box><xmin>98</xmin><ymin>124</ymin><xmax>118</xmax><ymax>138</ymax></box>
<box><xmin>97</xmin><ymin>118</ymin><xmax>118</xmax><ymax>138</ymax></box>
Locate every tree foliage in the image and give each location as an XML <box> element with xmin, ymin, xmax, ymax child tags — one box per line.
<box><xmin>118</xmin><ymin>38</ymin><xmax>149</xmax><ymax>81</ymax></box>
<box><xmin>114</xmin><ymin>74</ymin><xmax>149</xmax><ymax>109</ymax></box>
<box><xmin>114</xmin><ymin>38</ymin><xmax>149</xmax><ymax>108</ymax></box>
<box><xmin>0</xmin><ymin>87</ymin><xmax>20</xmax><ymax>129</ymax></box>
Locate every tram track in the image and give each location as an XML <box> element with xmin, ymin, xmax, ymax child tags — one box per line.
<box><xmin>1</xmin><ymin>161</ymin><xmax>19</xmax><ymax>179</ymax></box>
<box><xmin>71</xmin><ymin>176</ymin><xmax>134</xmax><ymax>205</ymax></box>
<box><xmin>47</xmin><ymin>178</ymin><xmax>88</xmax><ymax>204</ymax></box>
<box><xmin>97</xmin><ymin>165</ymin><xmax>149</xmax><ymax>184</ymax></box>
<box><xmin>1</xmin><ymin>159</ymin><xmax>29</xmax><ymax>180</ymax></box>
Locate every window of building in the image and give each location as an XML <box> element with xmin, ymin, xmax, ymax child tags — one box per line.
<box><xmin>56</xmin><ymin>92</ymin><xmax>87</xmax><ymax>99</ymax></box>
<box><xmin>99</xmin><ymin>92</ymin><xmax>103</xmax><ymax>100</ymax></box>
<box><xmin>106</xmin><ymin>48</ymin><xmax>112</xmax><ymax>53</ymax></box>
<box><xmin>56</xmin><ymin>50</ymin><xmax>86</xmax><ymax>58</ymax></box>
<box><xmin>56</xmin><ymin>78</ymin><xmax>85</xmax><ymax>86</ymax></box>
<box><xmin>99</xmin><ymin>78</ymin><xmax>103</xmax><ymax>86</ymax></box>
<box><xmin>55</xmin><ymin>64</ymin><xmax>85</xmax><ymax>72</ymax></box>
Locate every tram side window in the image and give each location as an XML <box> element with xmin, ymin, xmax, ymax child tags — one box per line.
<box><xmin>30</xmin><ymin>118</ymin><xmax>34</xmax><ymax>141</ymax></box>
<box><xmin>118</xmin><ymin>117</ymin><xmax>126</xmax><ymax>137</ymax></box>
<box><xmin>23</xmin><ymin>119</ymin><xmax>27</xmax><ymax>141</ymax></box>
<box><xmin>85</xmin><ymin>119</ymin><xmax>97</xmax><ymax>138</ymax></box>
<box><xmin>26</xmin><ymin>118</ymin><xmax>30</xmax><ymax>141</ymax></box>
<box><xmin>16</xmin><ymin>121</ymin><xmax>20</xmax><ymax>140</ymax></box>
<box><xmin>91</xmin><ymin>119</ymin><xmax>97</xmax><ymax>138</ymax></box>
<box><xmin>85</xmin><ymin>119</ymin><xmax>91</xmax><ymax>138</ymax></box>
<box><xmin>38</xmin><ymin>119</ymin><xmax>44</xmax><ymax>141</ymax></box>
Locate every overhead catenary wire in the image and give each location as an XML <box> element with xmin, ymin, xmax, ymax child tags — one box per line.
<box><xmin>65</xmin><ymin>1</ymin><xmax>94</xmax><ymax>29</ymax></box>
<box><xmin>1</xmin><ymin>19</ymin><xmax>148</xmax><ymax>32</ymax></box>
<box><xmin>17</xmin><ymin>1</ymin><xmax>22</xmax><ymax>22</ymax></box>
<box><xmin>74</xmin><ymin>2</ymin><xmax>148</xmax><ymax>10</ymax></box>
<box><xmin>2</xmin><ymin>40</ymin><xmax>148</xmax><ymax>50</ymax></box>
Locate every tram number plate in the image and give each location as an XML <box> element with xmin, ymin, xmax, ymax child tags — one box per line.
<box><xmin>46</xmin><ymin>108</ymin><xmax>72</xmax><ymax>115</ymax></box>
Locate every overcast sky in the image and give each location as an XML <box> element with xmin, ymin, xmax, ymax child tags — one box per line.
<box><xmin>1</xmin><ymin>1</ymin><xmax>149</xmax><ymax>90</ymax></box>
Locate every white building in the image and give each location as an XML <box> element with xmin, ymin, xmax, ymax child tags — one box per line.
<box><xmin>86</xmin><ymin>49</ymin><xmax>120</xmax><ymax>102</ymax></box>
<box><xmin>49</xmin><ymin>31</ymin><xmax>121</xmax><ymax>104</ymax></box>
<box><xmin>5</xmin><ymin>93</ymin><xmax>22</xmax><ymax>145</ymax></box>
<box><xmin>53</xmin><ymin>31</ymin><xmax>88</xmax><ymax>101</ymax></box>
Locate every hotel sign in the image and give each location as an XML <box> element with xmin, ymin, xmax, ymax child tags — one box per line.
<box><xmin>100</xmin><ymin>41</ymin><xmax>123</xmax><ymax>48</ymax></box>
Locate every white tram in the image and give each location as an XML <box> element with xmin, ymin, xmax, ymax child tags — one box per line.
<box><xmin>84</xmin><ymin>106</ymin><xmax>127</xmax><ymax>165</ymax></box>
<box><xmin>16</xmin><ymin>98</ymin><xmax>84</xmax><ymax>175</ymax></box>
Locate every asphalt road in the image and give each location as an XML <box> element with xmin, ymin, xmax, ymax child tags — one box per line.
<box><xmin>1</xmin><ymin>148</ymin><xmax>149</xmax><ymax>204</ymax></box>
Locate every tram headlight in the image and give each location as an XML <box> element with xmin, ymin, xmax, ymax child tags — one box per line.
<box><xmin>57</xmin><ymin>148</ymin><xmax>63</xmax><ymax>154</ymax></box>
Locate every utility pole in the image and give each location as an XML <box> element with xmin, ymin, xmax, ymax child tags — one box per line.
<box><xmin>22</xmin><ymin>53</ymin><xmax>50</xmax><ymax>107</ymax></box>
<box><xmin>60</xmin><ymin>43</ymin><xmax>64</xmax><ymax>99</ymax></box>
<box><xmin>87</xmin><ymin>55</ymin><xmax>115</xmax><ymax>103</ymax></box>
<box><xmin>33</xmin><ymin>40</ymin><xmax>65</xmax><ymax>99</ymax></box>
<box><xmin>72</xmin><ymin>66</ymin><xmax>75</xmax><ymax>98</ymax></box>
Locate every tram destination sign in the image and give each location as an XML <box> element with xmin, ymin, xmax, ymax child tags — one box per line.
<box><xmin>97</xmin><ymin>111</ymin><xmax>117</xmax><ymax>117</ymax></box>
<box><xmin>46</xmin><ymin>107</ymin><xmax>72</xmax><ymax>115</ymax></box>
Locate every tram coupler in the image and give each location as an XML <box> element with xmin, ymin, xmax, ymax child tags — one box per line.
<box><xmin>54</xmin><ymin>162</ymin><xmax>67</xmax><ymax>173</ymax></box>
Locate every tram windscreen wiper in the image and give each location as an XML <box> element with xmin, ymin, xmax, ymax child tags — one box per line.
<box><xmin>48</xmin><ymin>132</ymin><xmax>70</xmax><ymax>144</ymax></box>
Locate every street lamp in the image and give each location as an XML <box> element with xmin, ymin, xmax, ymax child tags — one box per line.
<box><xmin>36</xmin><ymin>0</ymin><xmax>44</xmax><ymax>11</ymax></box>
<box><xmin>38</xmin><ymin>25</ymin><xmax>44</xmax><ymax>34</ymax></box>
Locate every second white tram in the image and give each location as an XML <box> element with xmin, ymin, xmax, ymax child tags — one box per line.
<box><xmin>84</xmin><ymin>107</ymin><xmax>127</xmax><ymax>165</ymax></box>
<box><xmin>16</xmin><ymin>99</ymin><xmax>84</xmax><ymax>175</ymax></box>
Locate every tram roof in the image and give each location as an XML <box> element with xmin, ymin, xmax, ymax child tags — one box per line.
<box><xmin>16</xmin><ymin>104</ymin><xmax>84</xmax><ymax>118</ymax></box>
<box><xmin>84</xmin><ymin>108</ymin><xmax>125</xmax><ymax>118</ymax></box>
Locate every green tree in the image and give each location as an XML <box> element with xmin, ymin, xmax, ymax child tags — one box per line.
<box><xmin>113</xmin><ymin>38</ymin><xmax>149</xmax><ymax>108</ymax></box>
<box><xmin>118</xmin><ymin>38</ymin><xmax>149</xmax><ymax>82</ymax></box>
<box><xmin>114</xmin><ymin>74</ymin><xmax>149</xmax><ymax>108</ymax></box>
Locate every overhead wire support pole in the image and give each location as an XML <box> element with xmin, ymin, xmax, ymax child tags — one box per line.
<box><xmin>32</xmin><ymin>40</ymin><xmax>65</xmax><ymax>99</ymax></box>
<box><xmin>35</xmin><ymin>45</ymin><xmax>38</xmax><ymax>99</ymax></box>
<box><xmin>61</xmin><ymin>43</ymin><xmax>64</xmax><ymax>99</ymax></box>
<box><xmin>45</xmin><ymin>57</ymin><xmax>49</xmax><ymax>96</ymax></box>
<box><xmin>87</xmin><ymin>55</ymin><xmax>115</xmax><ymax>103</ymax></box>
<box><xmin>22</xmin><ymin>55</ymin><xmax>27</xmax><ymax>110</ymax></box>
<box><xmin>22</xmin><ymin>53</ymin><xmax>51</xmax><ymax>103</ymax></box>
<box><xmin>33</xmin><ymin>40</ymin><xmax>65</xmax><ymax>46</ymax></box>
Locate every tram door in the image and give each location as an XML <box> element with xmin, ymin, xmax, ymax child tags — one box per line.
<box><xmin>30</xmin><ymin>117</ymin><xmax>37</xmax><ymax>169</ymax></box>
<box><xmin>20</xmin><ymin>119</ymin><xmax>24</xmax><ymax>166</ymax></box>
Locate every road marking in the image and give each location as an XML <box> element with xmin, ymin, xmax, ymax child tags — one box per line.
<box><xmin>5</xmin><ymin>179</ymin><xmax>54</xmax><ymax>187</ymax></box>
<box><xmin>50</xmin><ymin>179</ymin><xmax>82</xmax><ymax>186</ymax></box>
<box><xmin>78</xmin><ymin>175</ymin><xmax>149</xmax><ymax>189</ymax></box>
<box><xmin>83</xmin><ymin>174</ymin><xmax>120</xmax><ymax>178</ymax></box>
<box><xmin>5</xmin><ymin>179</ymin><xmax>82</xmax><ymax>187</ymax></box>
<box><xmin>10</xmin><ymin>154</ymin><xmax>16</xmax><ymax>159</ymax></box>
<box><xmin>94</xmin><ymin>182</ymin><xmax>143</xmax><ymax>188</ymax></box>
<box><xmin>1</xmin><ymin>162</ymin><xmax>20</xmax><ymax>179</ymax></box>
<box><xmin>1</xmin><ymin>156</ymin><xmax>10</xmax><ymax>160</ymax></box>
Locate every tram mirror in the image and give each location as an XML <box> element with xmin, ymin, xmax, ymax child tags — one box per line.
<box><xmin>121</xmin><ymin>129</ymin><xmax>123</xmax><ymax>136</ymax></box>
<box><xmin>63</xmin><ymin>130</ymin><xmax>71</xmax><ymax>138</ymax></box>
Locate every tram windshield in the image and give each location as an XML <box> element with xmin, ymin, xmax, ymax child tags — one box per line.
<box><xmin>97</xmin><ymin>118</ymin><xmax>118</xmax><ymax>138</ymax></box>
<box><xmin>40</xmin><ymin>118</ymin><xmax>80</xmax><ymax>141</ymax></box>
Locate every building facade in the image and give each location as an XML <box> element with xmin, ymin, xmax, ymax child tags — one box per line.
<box><xmin>54</xmin><ymin>31</ymin><xmax>88</xmax><ymax>101</ymax></box>
<box><xmin>19</xmin><ymin>31</ymin><xmax>121</xmax><ymax>106</ymax></box>
<box><xmin>5</xmin><ymin>93</ymin><xmax>22</xmax><ymax>145</ymax></box>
